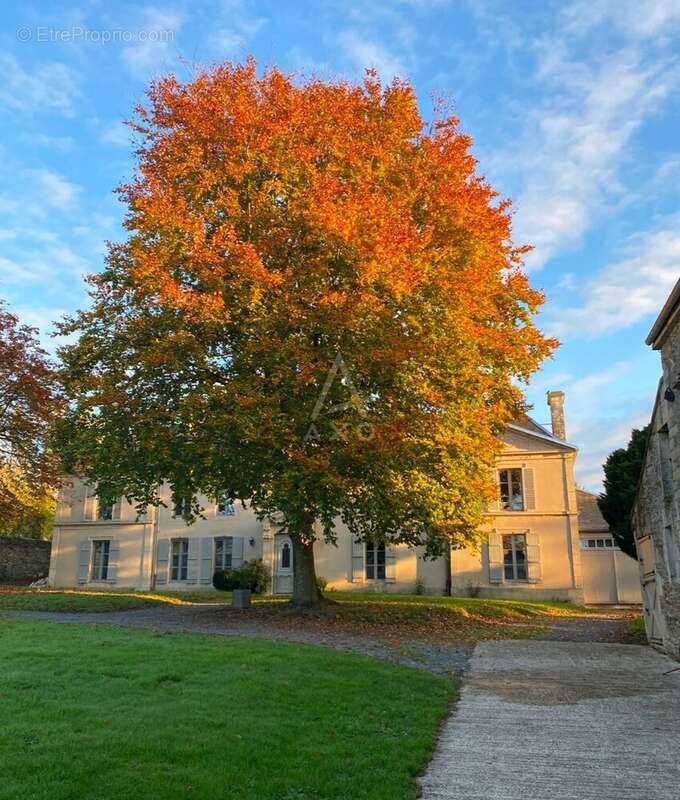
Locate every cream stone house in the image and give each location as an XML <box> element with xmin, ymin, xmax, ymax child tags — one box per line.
<box><xmin>49</xmin><ymin>391</ymin><xmax>632</xmax><ymax>603</ymax></box>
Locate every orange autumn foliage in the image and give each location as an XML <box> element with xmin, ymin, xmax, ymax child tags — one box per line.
<box><xmin>57</xmin><ymin>60</ymin><xmax>555</xmax><ymax>605</ymax></box>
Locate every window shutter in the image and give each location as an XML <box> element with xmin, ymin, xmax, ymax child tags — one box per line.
<box><xmin>232</xmin><ymin>537</ymin><xmax>244</xmax><ymax>568</ymax></box>
<box><xmin>385</xmin><ymin>545</ymin><xmax>397</xmax><ymax>583</ymax></box>
<box><xmin>83</xmin><ymin>487</ymin><xmax>95</xmax><ymax>521</ymax></box>
<box><xmin>155</xmin><ymin>538</ymin><xmax>170</xmax><ymax>586</ymax></box>
<box><xmin>77</xmin><ymin>540</ymin><xmax>91</xmax><ymax>584</ymax></box>
<box><xmin>522</xmin><ymin>468</ymin><xmax>536</xmax><ymax>510</ymax></box>
<box><xmin>187</xmin><ymin>538</ymin><xmax>200</xmax><ymax>584</ymax></box>
<box><xmin>487</xmin><ymin>471</ymin><xmax>500</xmax><ymax>512</ymax></box>
<box><xmin>488</xmin><ymin>531</ymin><xmax>503</xmax><ymax>584</ymax></box>
<box><xmin>107</xmin><ymin>539</ymin><xmax>120</xmax><ymax>583</ymax></box>
<box><xmin>526</xmin><ymin>530</ymin><xmax>541</xmax><ymax>583</ymax></box>
<box><xmin>200</xmin><ymin>537</ymin><xmax>214</xmax><ymax>584</ymax></box>
<box><xmin>350</xmin><ymin>536</ymin><xmax>364</xmax><ymax>582</ymax></box>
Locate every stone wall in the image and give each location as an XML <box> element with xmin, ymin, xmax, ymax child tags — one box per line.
<box><xmin>0</xmin><ymin>537</ymin><xmax>51</xmax><ymax>585</ymax></box>
<box><xmin>634</xmin><ymin>315</ymin><xmax>680</xmax><ymax>659</ymax></box>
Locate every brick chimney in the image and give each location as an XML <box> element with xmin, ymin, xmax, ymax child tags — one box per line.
<box><xmin>547</xmin><ymin>390</ymin><xmax>566</xmax><ymax>440</ymax></box>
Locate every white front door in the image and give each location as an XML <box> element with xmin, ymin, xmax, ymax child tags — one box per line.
<box><xmin>275</xmin><ymin>534</ymin><xmax>294</xmax><ymax>595</ymax></box>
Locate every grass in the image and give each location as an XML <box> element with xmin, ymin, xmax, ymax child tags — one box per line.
<box><xmin>0</xmin><ymin>620</ymin><xmax>454</xmax><ymax>800</ymax></box>
<box><xmin>0</xmin><ymin>587</ymin><xmax>230</xmax><ymax>612</ymax></box>
<box><xmin>627</xmin><ymin>614</ymin><xmax>647</xmax><ymax>641</ymax></box>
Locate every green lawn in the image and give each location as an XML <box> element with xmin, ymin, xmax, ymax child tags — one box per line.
<box><xmin>0</xmin><ymin>587</ymin><xmax>230</xmax><ymax>612</ymax></box>
<box><xmin>328</xmin><ymin>592</ymin><xmax>588</xmax><ymax>619</ymax></box>
<box><xmin>0</xmin><ymin>620</ymin><xmax>454</xmax><ymax>800</ymax></box>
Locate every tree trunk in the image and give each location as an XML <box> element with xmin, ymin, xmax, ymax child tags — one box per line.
<box><xmin>290</xmin><ymin>532</ymin><xmax>324</xmax><ymax>608</ymax></box>
<box><xmin>445</xmin><ymin>545</ymin><xmax>452</xmax><ymax>596</ymax></box>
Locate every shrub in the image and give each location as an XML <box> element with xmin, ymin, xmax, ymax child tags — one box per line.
<box><xmin>316</xmin><ymin>576</ymin><xmax>328</xmax><ymax>593</ymax></box>
<box><xmin>212</xmin><ymin>569</ymin><xmax>241</xmax><ymax>592</ymax></box>
<box><xmin>239</xmin><ymin>559</ymin><xmax>269</xmax><ymax>594</ymax></box>
<box><xmin>414</xmin><ymin>578</ymin><xmax>425</xmax><ymax>595</ymax></box>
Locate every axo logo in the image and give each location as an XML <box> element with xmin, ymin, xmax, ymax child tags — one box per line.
<box><xmin>304</xmin><ymin>352</ymin><xmax>374</xmax><ymax>443</ymax></box>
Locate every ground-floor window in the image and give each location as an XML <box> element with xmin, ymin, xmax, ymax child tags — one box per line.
<box><xmin>214</xmin><ymin>537</ymin><xmax>233</xmax><ymax>571</ymax></box>
<box><xmin>503</xmin><ymin>534</ymin><xmax>527</xmax><ymax>581</ymax></box>
<box><xmin>91</xmin><ymin>539</ymin><xmax>110</xmax><ymax>581</ymax></box>
<box><xmin>171</xmin><ymin>538</ymin><xmax>189</xmax><ymax>581</ymax></box>
<box><xmin>366</xmin><ymin>541</ymin><xmax>386</xmax><ymax>580</ymax></box>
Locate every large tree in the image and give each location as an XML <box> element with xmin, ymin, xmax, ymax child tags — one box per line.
<box><xmin>598</xmin><ymin>426</ymin><xmax>650</xmax><ymax>560</ymax></box>
<box><xmin>0</xmin><ymin>303</ymin><xmax>61</xmax><ymax>536</ymax></box>
<box><xmin>56</xmin><ymin>61</ymin><xmax>555</xmax><ymax>605</ymax></box>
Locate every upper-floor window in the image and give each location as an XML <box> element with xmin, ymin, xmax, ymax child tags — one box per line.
<box><xmin>214</xmin><ymin>537</ymin><xmax>233</xmax><ymax>571</ymax></box>
<box><xmin>366</xmin><ymin>541</ymin><xmax>386</xmax><ymax>580</ymax></box>
<box><xmin>173</xmin><ymin>497</ymin><xmax>192</xmax><ymax>518</ymax></box>
<box><xmin>498</xmin><ymin>468</ymin><xmax>524</xmax><ymax>511</ymax></box>
<box><xmin>217</xmin><ymin>493</ymin><xmax>236</xmax><ymax>516</ymax></box>
<box><xmin>580</xmin><ymin>537</ymin><xmax>614</xmax><ymax>549</ymax></box>
<box><xmin>171</xmin><ymin>538</ymin><xmax>189</xmax><ymax>581</ymax></box>
<box><xmin>503</xmin><ymin>534</ymin><xmax>527</xmax><ymax>580</ymax></box>
<box><xmin>91</xmin><ymin>540</ymin><xmax>110</xmax><ymax>581</ymax></box>
<box><xmin>97</xmin><ymin>500</ymin><xmax>113</xmax><ymax>521</ymax></box>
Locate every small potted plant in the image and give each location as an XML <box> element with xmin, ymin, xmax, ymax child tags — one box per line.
<box><xmin>232</xmin><ymin>568</ymin><xmax>252</xmax><ymax>609</ymax></box>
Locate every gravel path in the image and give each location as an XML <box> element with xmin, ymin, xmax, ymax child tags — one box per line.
<box><xmin>537</xmin><ymin>608</ymin><xmax>638</xmax><ymax>643</ymax></box>
<box><xmin>6</xmin><ymin>604</ymin><xmax>472</xmax><ymax>674</ymax></box>
<box><xmin>5</xmin><ymin>604</ymin><xmax>640</xmax><ymax>674</ymax></box>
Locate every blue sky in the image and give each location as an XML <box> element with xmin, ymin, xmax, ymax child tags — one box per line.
<box><xmin>1</xmin><ymin>0</ymin><xmax>679</xmax><ymax>490</ymax></box>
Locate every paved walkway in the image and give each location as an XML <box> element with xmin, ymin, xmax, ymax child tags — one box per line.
<box><xmin>420</xmin><ymin>640</ymin><xmax>680</xmax><ymax>800</ymax></box>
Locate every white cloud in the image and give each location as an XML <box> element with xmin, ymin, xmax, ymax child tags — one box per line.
<box><xmin>23</xmin><ymin>169</ymin><xmax>81</xmax><ymax>212</ymax></box>
<box><xmin>0</xmin><ymin>54</ymin><xmax>80</xmax><ymax>116</ymax></box>
<box><xmin>511</xmin><ymin>47</ymin><xmax>675</xmax><ymax>268</ymax></box>
<box><xmin>562</xmin><ymin>0</ymin><xmax>680</xmax><ymax>38</ymax></box>
<box><xmin>19</xmin><ymin>133</ymin><xmax>74</xmax><ymax>153</ymax></box>
<box><xmin>121</xmin><ymin>8</ymin><xmax>183</xmax><ymax>78</ymax></box>
<box><xmin>548</xmin><ymin>222</ymin><xmax>680</xmax><ymax>338</ymax></box>
<box><xmin>100</xmin><ymin>121</ymin><xmax>132</xmax><ymax>148</ymax></box>
<box><xmin>337</xmin><ymin>30</ymin><xmax>407</xmax><ymax>80</ymax></box>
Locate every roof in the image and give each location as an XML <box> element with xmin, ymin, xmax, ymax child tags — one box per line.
<box><xmin>507</xmin><ymin>417</ymin><xmax>578</xmax><ymax>451</ymax></box>
<box><xmin>646</xmin><ymin>278</ymin><xmax>680</xmax><ymax>349</ymax></box>
<box><xmin>576</xmin><ymin>489</ymin><xmax>610</xmax><ymax>533</ymax></box>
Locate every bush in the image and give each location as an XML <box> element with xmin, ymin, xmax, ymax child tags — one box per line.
<box><xmin>212</xmin><ymin>569</ymin><xmax>241</xmax><ymax>592</ymax></box>
<box><xmin>414</xmin><ymin>578</ymin><xmax>425</xmax><ymax>595</ymax></box>
<box><xmin>239</xmin><ymin>559</ymin><xmax>269</xmax><ymax>594</ymax></box>
<box><xmin>316</xmin><ymin>576</ymin><xmax>328</xmax><ymax>593</ymax></box>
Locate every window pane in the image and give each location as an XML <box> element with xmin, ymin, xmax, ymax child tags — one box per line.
<box><xmin>588</xmin><ymin>540</ymin><xmax>596</xmax><ymax>548</ymax></box>
<box><xmin>605</xmin><ymin>539</ymin><xmax>613</xmax><ymax>547</ymax></box>
<box><xmin>499</xmin><ymin>472</ymin><xmax>510</xmax><ymax>509</ymax></box>
<box><xmin>510</xmin><ymin>469</ymin><xmax>524</xmax><ymax>511</ymax></box>
<box><xmin>376</xmin><ymin>545</ymin><xmax>385</xmax><ymax>566</ymax></box>
<box><xmin>366</xmin><ymin>563</ymin><xmax>375</xmax><ymax>579</ymax></box>
<box><xmin>516</xmin><ymin>562</ymin><xmax>527</xmax><ymax>580</ymax></box>
<box><xmin>281</xmin><ymin>543</ymin><xmax>291</xmax><ymax>569</ymax></box>
<box><xmin>504</xmin><ymin>564</ymin><xmax>515</xmax><ymax>580</ymax></box>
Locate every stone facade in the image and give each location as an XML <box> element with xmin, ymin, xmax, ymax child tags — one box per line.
<box><xmin>633</xmin><ymin>278</ymin><xmax>680</xmax><ymax>659</ymax></box>
<box><xmin>0</xmin><ymin>537</ymin><xmax>52</xmax><ymax>585</ymax></box>
<box><xmin>50</xmin><ymin>407</ymin><xmax>596</xmax><ymax>603</ymax></box>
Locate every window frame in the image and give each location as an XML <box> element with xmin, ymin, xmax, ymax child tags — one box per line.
<box><xmin>214</xmin><ymin>536</ymin><xmax>233</xmax><ymax>571</ymax></box>
<box><xmin>170</xmin><ymin>538</ymin><xmax>189</xmax><ymax>581</ymax></box>
<box><xmin>90</xmin><ymin>539</ymin><xmax>111</xmax><ymax>582</ymax></box>
<box><xmin>498</xmin><ymin>468</ymin><xmax>525</xmax><ymax>512</ymax></box>
<box><xmin>502</xmin><ymin>533</ymin><xmax>528</xmax><ymax>581</ymax></box>
<box><xmin>365</xmin><ymin>541</ymin><xmax>386</xmax><ymax>581</ymax></box>
<box><xmin>216</xmin><ymin>493</ymin><xmax>236</xmax><ymax>517</ymax></box>
<box><xmin>97</xmin><ymin>499</ymin><xmax>113</xmax><ymax>521</ymax></box>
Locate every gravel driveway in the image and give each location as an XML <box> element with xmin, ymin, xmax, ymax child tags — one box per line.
<box><xmin>6</xmin><ymin>603</ymin><xmax>639</xmax><ymax>674</ymax></box>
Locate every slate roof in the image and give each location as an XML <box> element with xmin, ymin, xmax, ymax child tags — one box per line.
<box><xmin>576</xmin><ymin>488</ymin><xmax>610</xmax><ymax>533</ymax></box>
